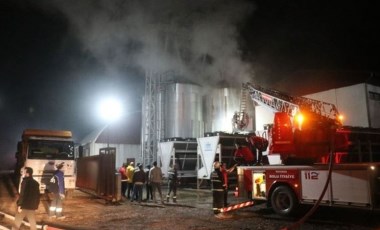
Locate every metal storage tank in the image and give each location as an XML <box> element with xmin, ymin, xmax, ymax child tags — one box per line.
<box><xmin>203</xmin><ymin>87</ymin><xmax>254</xmax><ymax>133</ymax></box>
<box><xmin>162</xmin><ymin>83</ymin><xmax>203</xmax><ymax>139</ymax></box>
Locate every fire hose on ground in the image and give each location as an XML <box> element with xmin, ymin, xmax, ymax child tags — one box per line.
<box><xmin>282</xmin><ymin>130</ymin><xmax>337</xmax><ymax>230</ymax></box>
<box><xmin>217</xmin><ymin>201</ymin><xmax>255</xmax><ymax>213</ymax></box>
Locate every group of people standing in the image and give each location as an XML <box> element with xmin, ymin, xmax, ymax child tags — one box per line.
<box><xmin>119</xmin><ymin>161</ymin><xmax>138</xmax><ymax>201</ymax></box>
<box><xmin>118</xmin><ymin>161</ymin><xmax>178</xmax><ymax>204</ymax></box>
<box><xmin>13</xmin><ymin>159</ymin><xmax>234</xmax><ymax>229</ymax></box>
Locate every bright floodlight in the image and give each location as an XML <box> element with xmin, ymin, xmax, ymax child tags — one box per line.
<box><xmin>98</xmin><ymin>97</ymin><xmax>123</xmax><ymax>123</ymax></box>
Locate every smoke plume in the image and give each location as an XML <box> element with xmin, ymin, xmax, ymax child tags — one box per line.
<box><xmin>50</xmin><ymin>0</ymin><xmax>255</xmax><ymax>87</ymax></box>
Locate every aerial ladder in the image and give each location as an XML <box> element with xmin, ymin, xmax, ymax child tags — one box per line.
<box><xmin>243</xmin><ymin>82</ymin><xmax>342</xmax><ymax>127</ymax></box>
<box><xmin>243</xmin><ymin>82</ymin><xmax>344</xmax><ymax>164</ymax></box>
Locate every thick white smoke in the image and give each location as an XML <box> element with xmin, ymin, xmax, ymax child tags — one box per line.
<box><xmin>49</xmin><ymin>0</ymin><xmax>255</xmax><ymax>87</ymax></box>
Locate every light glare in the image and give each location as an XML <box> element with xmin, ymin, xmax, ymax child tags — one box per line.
<box><xmin>295</xmin><ymin>113</ymin><xmax>304</xmax><ymax>124</ymax></box>
<box><xmin>98</xmin><ymin>97</ymin><xmax>123</xmax><ymax>123</ymax></box>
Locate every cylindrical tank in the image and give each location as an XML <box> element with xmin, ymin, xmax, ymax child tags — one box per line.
<box><xmin>162</xmin><ymin>83</ymin><xmax>203</xmax><ymax>139</ymax></box>
<box><xmin>203</xmin><ymin>87</ymin><xmax>254</xmax><ymax>133</ymax></box>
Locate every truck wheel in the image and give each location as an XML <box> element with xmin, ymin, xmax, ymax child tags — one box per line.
<box><xmin>271</xmin><ymin>185</ymin><xmax>298</xmax><ymax>216</ymax></box>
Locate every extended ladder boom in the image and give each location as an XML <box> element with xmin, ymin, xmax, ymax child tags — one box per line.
<box><xmin>243</xmin><ymin>82</ymin><xmax>342</xmax><ymax>126</ymax></box>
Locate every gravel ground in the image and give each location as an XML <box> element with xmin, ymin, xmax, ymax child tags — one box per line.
<box><xmin>1</xmin><ymin>184</ymin><xmax>380</xmax><ymax>230</ymax></box>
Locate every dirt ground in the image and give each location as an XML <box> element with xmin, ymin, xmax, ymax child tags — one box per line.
<box><xmin>2</xmin><ymin>183</ymin><xmax>379</xmax><ymax>230</ymax></box>
<box><xmin>1</xmin><ymin>186</ymin><xmax>290</xmax><ymax>230</ymax></box>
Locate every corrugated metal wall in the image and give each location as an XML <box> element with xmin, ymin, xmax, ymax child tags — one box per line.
<box><xmin>76</xmin><ymin>153</ymin><xmax>120</xmax><ymax>201</ymax></box>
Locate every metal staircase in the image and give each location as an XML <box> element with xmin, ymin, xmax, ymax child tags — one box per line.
<box><xmin>232</xmin><ymin>87</ymin><xmax>250</xmax><ymax>131</ymax></box>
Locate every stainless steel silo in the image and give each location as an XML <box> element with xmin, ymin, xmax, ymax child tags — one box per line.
<box><xmin>162</xmin><ymin>83</ymin><xmax>203</xmax><ymax>139</ymax></box>
<box><xmin>203</xmin><ymin>87</ymin><xmax>254</xmax><ymax>134</ymax></box>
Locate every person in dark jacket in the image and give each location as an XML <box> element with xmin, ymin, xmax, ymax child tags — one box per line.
<box><xmin>48</xmin><ymin>162</ymin><xmax>65</xmax><ymax>218</ymax></box>
<box><xmin>144</xmin><ymin>165</ymin><xmax>153</xmax><ymax>201</ymax></box>
<box><xmin>220</xmin><ymin>162</ymin><xmax>237</xmax><ymax>207</ymax></box>
<box><xmin>13</xmin><ymin>167</ymin><xmax>40</xmax><ymax>230</ymax></box>
<box><xmin>131</xmin><ymin>163</ymin><xmax>145</xmax><ymax>203</ymax></box>
<box><xmin>211</xmin><ymin>161</ymin><xmax>224</xmax><ymax>214</ymax></box>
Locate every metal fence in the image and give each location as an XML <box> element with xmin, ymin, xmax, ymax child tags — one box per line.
<box><xmin>76</xmin><ymin>153</ymin><xmax>120</xmax><ymax>202</ymax></box>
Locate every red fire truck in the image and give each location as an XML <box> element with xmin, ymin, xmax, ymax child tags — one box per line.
<box><xmin>236</xmin><ymin>83</ymin><xmax>380</xmax><ymax>216</ymax></box>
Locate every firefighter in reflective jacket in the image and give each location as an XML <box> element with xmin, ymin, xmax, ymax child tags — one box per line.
<box><xmin>211</xmin><ymin>161</ymin><xmax>225</xmax><ymax>214</ymax></box>
<box><xmin>48</xmin><ymin>162</ymin><xmax>65</xmax><ymax>218</ymax></box>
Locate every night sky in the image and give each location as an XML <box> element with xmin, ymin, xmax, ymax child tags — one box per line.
<box><xmin>1</xmin><ymin>0</ymin><xmax>379</xmax><ymax>170</ymax></box>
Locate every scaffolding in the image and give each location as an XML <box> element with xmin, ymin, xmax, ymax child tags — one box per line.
<box><xmin>141</xmin><ymin>70</ymin><xmax>175</xmax><ymax>167</ymax></box>
<box><xmin>141</xmin><ymin>22</ymin><xmax>190</xmax><ymax>167</ymax></box>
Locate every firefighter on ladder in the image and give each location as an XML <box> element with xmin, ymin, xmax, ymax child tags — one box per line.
<box><xmin>211</xmin><ymin>161</ymin><xmax>224</xmax><ymax>214</ymax></box>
